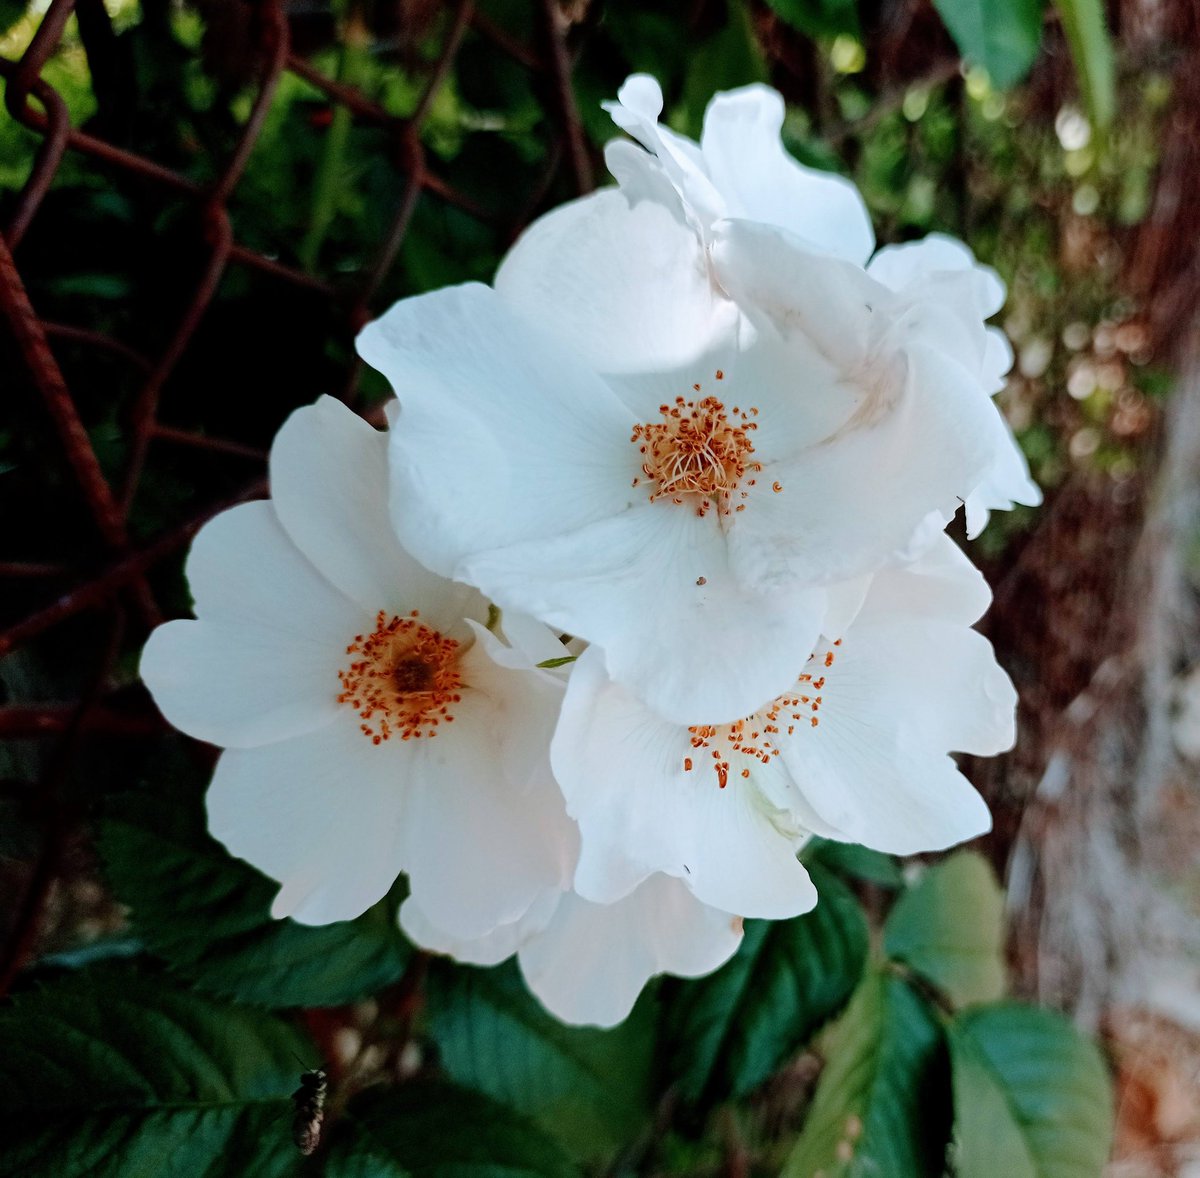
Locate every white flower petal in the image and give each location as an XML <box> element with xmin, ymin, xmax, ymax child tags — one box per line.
<box><xmin>518</xmin><ymin>877</ymin><xmax>743</xmax><ymax>1027</ymax></box>
<box><xmin>965</xmin><ymin>405</ymin><xmax>1042</xmax><ymax>539</ymax></box>
<box><xmin>777</xmin><ymin>620</ymin><xmax>1011</xmax><ymax>853</ymax></box>
<box><xmin>141</xmin><ymin>618</ymin><xmax>346</xmax><ymax>749</ymax></box>
<box><xmin>726</xmin><ymin>338</ymin><xmax>997</xmax><ymax>589</ymax></box>
<box><xmin>495</xmin><ymin>189</ymin><xmax>734</xmax><ymax>375</ymax></box>
<box><xmin>400</xmin><ymin>887</ymin><xmax>564</xmax><ymax>968</ymax></box>
<box><xmin>867</xmin><ymin>233</ymin><xmax>1005</xmax><ymax>317</ymax></box>
<box><xmin>181</xmin><ymin>499</ymin><xmax>359</xmax><ymax>633</ymax></box>
<box><xmin>465</xmin><ymin>503</ymin><xmax>826</xmax><ymax>725</ymax></box>
<box><xmin>270</xmin><ymin>396</ymin><xmax>475</xmax><ymax>625</ymax></box>
<box><xmin>398</xmin><ymin>689</ymin><xmax>575</xmax><ymax>940</ymax></box>
<box><xmin>553</xmin><ymin>648</ymin><xmax>818</xmax><ymax>918</ymax></box>
<box><xmin>207</xmin><ymin>714</ymin><xmax>408</xmax><ymax>925</ymax></box>
<box><xmin>604</xmin><ymin>73</ymin><xmax>666</xmax><ymax>145</ymax></box>
<box><xmin>854</xmin><ymin>533</ymin><xmax>993</xmax><ymax>629</ymax></box>
<box><xmin>700</xmin><ymin>85</ymin><xmax>874</xmax><ymax>264</ymax></box>
<box><xmin>603</xmin><ymin>139</ymin><xmax>689</xmax><ymax>220</ymax></box>
<box><xmin>140</xmin><ymin>500</ymin><xmax>364</xmax><ymax>748</ymax></box>
<box><xmin>711</xmin><ymin>218</ymin><xmax>881</xmax><ymax>373</ymax></box>
<box><xmin>357</xmin><ymin>283</ymin><xmax>638</xmax><ymax>580</ymax></box>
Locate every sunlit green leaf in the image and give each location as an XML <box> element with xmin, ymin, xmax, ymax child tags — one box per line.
<box><xmin>932</xmin><ymin>0</ymin><xmax>1046</xmax><ymax>87</ymax></box>
<box><xmin>425</xmin><ymin>960</ymin><xmax>653</xmax><ymax>1165</ymax></box>
<box><xmin>884</xmin><ymin>851</ymin><xmax>1007</xmax><ymax>1007</ymax></box>
<box><xmin>99</xmin><ymin>789</ymin><xmax>409</xmax><ymax>1008</ymax></box>
<box><xmin>949</xmin><ymin>1003</ymin><xmax>1114</xmax><ymax>1178</ymax></box>
<box><xmin>0</xmin><ymin>965</ymin><xmax>311</xmax><ymax>1178</ymax></box>
<box><xmin>669</xmin><ymin>862</ymin><xmax>868</xmax><ymax>1104</ymax></box>
<box><xmin>1054</xmin><ymin>0</ymin><xmax>1116</xmax><ymax>132</ymax></box>
<box><xmin>783</xmin><ymin>971</ymin><xmax>948</xmax><ymax>1178</ymax></box>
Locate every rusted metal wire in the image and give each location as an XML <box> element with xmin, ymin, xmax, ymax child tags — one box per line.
<box><xmin>0</xmin><ymin>0</ymin><xmax>595</xmax><ymax>983</ymax></box>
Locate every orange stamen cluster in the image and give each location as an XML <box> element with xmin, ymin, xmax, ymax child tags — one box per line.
<box><xmin>337</xmin><ymin>610</ymin><xmax>463</xmax><ymax>745</ymax></box>
<box><xmin>684</xmin><ymin>639</ymin><xmax>842</xmax><ymax>787</ymax></box>
<box><xmin>631</xmin><ymin>373</ymin><xmax>778</xmax><ymax>517</ymax></box>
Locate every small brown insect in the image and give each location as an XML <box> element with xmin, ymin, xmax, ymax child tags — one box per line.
<box><xmin>291</xmin><ymin>1067</ymin><xmax>327</xmax><ymax>1156</ymax></box>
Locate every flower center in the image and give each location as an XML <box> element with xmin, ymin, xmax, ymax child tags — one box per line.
<box><xmin>631</xmin><ymin>373</ymin><xmax>777</xmax><ymax>517</ymax></box>
<box><xmin>683</xmin><ymin>640</ymin><xmax>841</xmax><ymax>787</ymax></box>
<box><xmin>337</xmin><ymin>610</ymin><xmax>463</xmax><ymax>745</ymax></box>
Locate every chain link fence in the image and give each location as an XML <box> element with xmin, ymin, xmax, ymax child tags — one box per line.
<box><xmin>0</xmin><ymin>0</ymin><xmax>595</xmax><ymax>990</ymax></box>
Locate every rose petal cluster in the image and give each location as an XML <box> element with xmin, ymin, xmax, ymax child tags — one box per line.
<box><xmin>141</xmin><ymin>77</ymin><xmax>1035</xmax><ymax>1027</ymax></box>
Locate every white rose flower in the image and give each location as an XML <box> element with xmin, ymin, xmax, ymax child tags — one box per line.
<box><xmin>358</xmin><ymin>209</ymin><xmax>1000</xmax><ymax>727</ymax></box>
<box><xmin>600</xmin><ymin>74</ymin><xmax>1039</xmax><ymax>539</ymax></box>
<box><xmin>140</xmin><ymin>396</ymin><xmax>574</xmax><ymax>937</ymax></box>
<box><xmin>548</xmin><ymin>535</ymin><xmax>1016</xmax><ymax>921</ymax></box>
<box><xmin>602</xmin><ymin>73</ymin><xmax>875</xmax><ymax>264</ymax></box>
<box><xmin>865</xmin><ymin>234</ymin><xmax>1043</xmax><ymax>537</ymax></box>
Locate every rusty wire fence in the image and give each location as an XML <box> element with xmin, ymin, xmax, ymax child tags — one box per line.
<box><xmin>0</xmin><ymin>0</ymin><xmax>595</xmax><ymax>994</ymax></box>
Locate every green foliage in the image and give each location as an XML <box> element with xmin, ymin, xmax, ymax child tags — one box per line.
<box><xmin>884</xmin><ymin>851</ymin><xmax>1007</xmax><ymax>1008</ymax></box>
<box><xmin>948</xmin><ymin>1004</ymin><xmax>1115</xmax><ymax>1177</ymax></box>
<box><xmin>0</xmin><ymin>1</ymin><xmax>26</xmax><ymax>35</ymax></box>
<box><xmin>323</xmin><ymin>1082</ymin><xmax>579</xmax><ymax>1178</ymax></box>
<box><xmin>1054</xmin><ymin>0</ymin><xmax>1116</xmax><ymax>132</ymax></box>
<box><xmin>931</xmin><ymin>0</ymin><xmax>1046</xmax><ymax>87</ymax></box>
<box><xmin>667</xmin><ymin>863</ymin><xmax>868</xmax><ymax>1105</ymax></box>
<box><xmin>99</xmin><ymin>789</ymin><xmax>410</xmax><ymax>1008</ymax></box>
<box><xmin>425</xmin><ymin>960</ymin><xmax>654</xmax><ymax>1164</ymax></box>
<box><xmin>763</xmin><ymin>0</ymin><xmax>860</xmax><ymax>39</ymax></box>
<box><xmin>783</xmin><ymin>970</ymin><xmax>948</xmax><ymax>1177</ymax></box>
<box><xmin>0</xmin><ymin>965</ymin><xmax>311</xmax><ymax>1178</ymax></box>
<box><xmin>806</xmin><ymin>838</ymin><xmax>904</xmax><ymax>889</ymax></box>
<box><xmin>678</xmin><ymin>0</ymin><xmax>767</xmax><ymax>135</ymax></box>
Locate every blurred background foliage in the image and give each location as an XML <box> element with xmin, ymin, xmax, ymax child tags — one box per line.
<box><xmin>3</xmin><ymin>0</ymin><xmax>1199</xmax><ymax>1174</ymax></box>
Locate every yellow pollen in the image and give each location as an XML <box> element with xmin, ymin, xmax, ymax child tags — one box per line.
<box><xmin>683</xmin><ymin>641</ymin><xmax>841</xmax><ymax>787</ymax></box>
<box><xmin>337</xmin><ymin>609</ymin><xmax>463</xmax><ymax>745</ymax></box>
<box><xmin>631</xmin><ymin>383</ymin><xmax>771</xmax><ymax>517</ymax></box>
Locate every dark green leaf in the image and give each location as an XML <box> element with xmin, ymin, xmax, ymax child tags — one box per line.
<box><xmin>884</xmin><ymin>851</ymin><xmax>1006</xmax><ymax>1008</ymax></box>
<box><xmin>783</xmin><ymin>971</ymin><xmax>948</xmax><ymax>1178</ymax></box>
<box><xmin>425</xmin><ymin>960</ymin><xmax>653</xmax><ymax>1164</ymax></box>
<box><xmin>0</xmin><ymin>1</ymin><xmax>26</xmax><ymax>36</ymax></box>
<box><xmin>931</xmin><ymin>0</ymin><xmax>1046</xmax><ymax>87</ymax></box>
<box><xmin>535</xmin><ymin>656</ymin><xmax>576</xmax><ymax>669</ymax></box>
<box><xmin>0</xmin><ymin>965</ymin><xmax>312</xmax><ymax>1178</ymax></box>
<box><xmin>680</xmin><ymin>0</ymin><xmax>767</xmax><ymax>136</ymax></box>
<box><xmin>805</xmin><ymin>838</ymin><xmax>904</xmax><ymax>888</ymax></box>
<box><xmin>763</xmin><ymin>0</ymin><xmax>860</xmax><ymax>39</ymax></box>
<box><xmin>1054</xmin><ymin>0</ymin><xmax>1116</xmax><ymax>132</ymax></box>
<box><xmin>669</xmin><ymin>862</ymin><xmax>868</xmax><ymax>1104</ymax></box>
<box><xmin>324</xmin><ymin>1081</ymin><xmax>578</xmax><ymax>1177</ymax></box>
<box><xmin>949</xmin><ymin>1003</ymin><xmax>1114</xmax><ymax>1178</ymax></box>
<box><xmin>99</xmin><ymin>790</ymin><xmax>409</xmax><ymax>1008</ymax></box>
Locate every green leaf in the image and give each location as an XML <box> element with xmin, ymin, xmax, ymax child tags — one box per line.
<box><xmin>763</xmin><ymin>0</ymin><xmax>860</xmax><ymax>39</ymax></box>
<box><xmin>425</xmin><ymin>960</ymin><xmax>653</xmax><ymax>1165</ymax></box>
<box><xmin>324</xmin><ymin>1081</ymin><xmax>579</xmax><ymax>1177</ymax></box>
<box><xmin>669</xmin><ymin>862</ymin><xmax>868</xmax><ymax>1104</ymax></box>
<box><xmin>0</xmin><ymin>1</ymin><xmax>27</xmax><ymax>36</ymax></box>
<box><xmin>0</xmin><ymin>964</ymin><xmax>313</xmax><ymax>1178</ymax></box>
<box><xmin>931</xmin><ymin>0</ymin><xmax>1046</xmax><ymax>88</ymax></box>
<box><xmin>1053</xmin><ymin>0</ymin><xmax>1116</xmax><ymax>132</ymax></box>
<box><xmin>680</xmin><ymin>0</ymin><xmax>767</xmax><ymax>136</ymax></box>
<box><xmin>535</xmin><ymin>656</ymin><xmax>576</xmax><ymax>669</ymax></box>
<box><xmin>884</xmin><ymin>851</ymin><xmax>1006</xmax><ymax>1008</ymax></box>
<box><xmin>805</xmin><ymin>838</ymin><xmax>904</xmax><ymax>888</ymax></box>
<box><xmin>949</xmin><ymin>1003</ymin><xmax>1114</xmax><ymax>1178</ymax></box>
<box><xmin>99</xmin><ymin>790</ymin><xmax>410</xmax><ymax>1008</ymax></box>
<box><xmin>783</xmin><ymin>971</ymin><xmax>949</xmax><ymax>1177</ymax></box>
